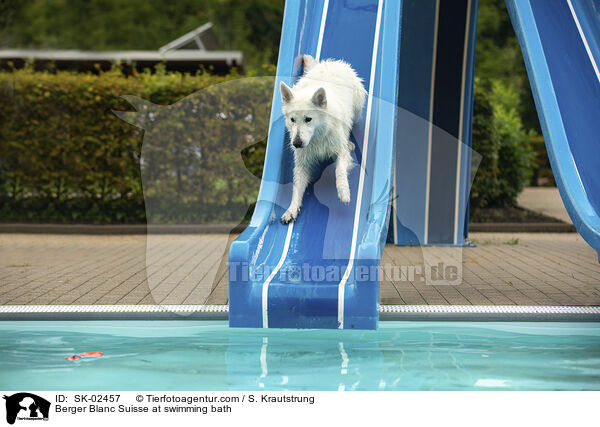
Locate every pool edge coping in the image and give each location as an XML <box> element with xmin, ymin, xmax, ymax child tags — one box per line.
<box><xmin>1</xmin><ymin>304</ymin><xmax>599</xmax><ymax>321</ymax></box>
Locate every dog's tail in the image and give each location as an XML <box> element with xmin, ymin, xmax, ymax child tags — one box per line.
<box><xmin>353</xmin><ymin>83</ymin><xmax>368</xmax><ymax>121</ymax></box>
<box><xmin>302</xmin><ymin>54</ymin><xmax>318</xmax><ymax>73</ymax></box>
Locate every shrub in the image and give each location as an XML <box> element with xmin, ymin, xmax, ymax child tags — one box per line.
<box><xmin>0</xmin><ymin>67</ymin><xmax>272</xmax><ymax>224</ymax></box>
<box><xmin>470</xmin><ymin>78</ymin><xmax>535</xmax><ymax>209</ymax></box>
<box><xmin>470</xmin><ymin>79</ymin><xmax>500</xmax><ymax>208</ymax></box>
<box><xmin>0</xmin><ymin>68</ymin><xmax>535</xmax><ymax>224</ymax></box>
<box><xmin>529</xmin><ymin>133</ymin><xmax>555</xmax><ymax>186</ymax></box>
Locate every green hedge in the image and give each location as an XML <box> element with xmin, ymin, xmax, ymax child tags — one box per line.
<box><xmin>470</xmin><ymin>78</ymin><xmax>535</xmax><ymax>209</ymax></box>
<box><xmin>0</xmin><ymin>68</ymin><xmax>534</xmax><ymax>224</ymax></box>
<box><xmin>0</xmin><ymin>67</ymin><xmax>272</xmax><ymax>223</ymax></box>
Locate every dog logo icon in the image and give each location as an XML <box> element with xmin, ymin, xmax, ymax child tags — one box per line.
<box><xmin>3</xmin><ymin>393</ymin><xmax>50</xmax><ymax>425</ymax></box>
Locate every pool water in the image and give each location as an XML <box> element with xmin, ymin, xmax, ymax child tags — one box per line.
<box><xmin>0</xmin><ymin>321</ymin><xmax>599</xmax><ymax>391</ymax></box>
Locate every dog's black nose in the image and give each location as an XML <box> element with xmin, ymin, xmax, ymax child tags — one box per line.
<box><xmin>292</xmin><ymin>137</ymin><xmax>303</xmax><ymax>148</ymax></box>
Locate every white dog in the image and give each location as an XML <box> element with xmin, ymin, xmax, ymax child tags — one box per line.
<box><xmin>280</xmin><ymin>54</ymin><xmax>367</xmax><ymax>223</ymax></box>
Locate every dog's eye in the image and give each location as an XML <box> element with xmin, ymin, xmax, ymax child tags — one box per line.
<box><xmin>290</xmin><ymin>117</ymin><xmax>296</xmax><ymax>123</ymax></box>
<box><xmin>304</xmin><ymin>117</ymin><xmax>312</xmax><ymax>123</ymax></box>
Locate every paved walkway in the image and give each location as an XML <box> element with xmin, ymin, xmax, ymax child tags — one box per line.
<box><xmin>517</xmin><ymin>186</ymin><xmax>572</xmax><ymax>223</ymax></box>
<box><xmin>1</xmin><ymin>232</ymin><xmax>599</xmax><ymax>306</ymax></box>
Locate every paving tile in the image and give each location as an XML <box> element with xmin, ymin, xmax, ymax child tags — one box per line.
<box><xmin>1</xmin><ymin>232</ymin><xmax>599</xmax><ymax>306</ymax></box>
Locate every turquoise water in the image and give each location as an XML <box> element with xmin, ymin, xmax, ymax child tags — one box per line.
<box><xmin>0</xmin><ymin>321</ymin><xmax>599</xmax><ymax>390</ymax></box>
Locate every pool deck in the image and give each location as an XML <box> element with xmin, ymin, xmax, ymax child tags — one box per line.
<box><xmin>0</xmin><ymin>232</ymin><xmax>599</xmax><ymax>307</ymax></box>
<box><xmin>518</xmin><ymin>186</ymin><xmax>572</xmax><ymax>224</ymax></box>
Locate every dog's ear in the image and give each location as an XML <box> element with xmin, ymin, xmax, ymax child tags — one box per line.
<box><xmin>312</xmin><ymin>87</ymin><xmax>327</xmax><ymax>108</ymax></box>
<box><xmin>280</xmin><ymin>81</ymin><xmax>294</xmax><ymax>103</ymax></box>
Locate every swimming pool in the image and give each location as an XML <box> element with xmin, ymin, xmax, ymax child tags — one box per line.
<box><xmin>1</xmin><ymin>321</ymin><xmax>599</xmax><ymax>391</ymax></box>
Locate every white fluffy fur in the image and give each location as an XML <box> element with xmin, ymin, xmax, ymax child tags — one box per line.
<box><xmin>280</xmin><ymin>54</ymin><xmax>367</xmax><ymax>223</ymax></box>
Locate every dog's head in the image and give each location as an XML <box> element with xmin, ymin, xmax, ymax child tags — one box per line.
<box><xmin>280</xmin><ymin>81</ymin><xmax>327</xmax><ymax>149</ymax></box>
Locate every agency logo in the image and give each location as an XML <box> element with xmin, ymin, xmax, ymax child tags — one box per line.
<box><xmin>3</xmin><ymin>393</ymin><xmax>50</xmax><ymax>425</ymax></box>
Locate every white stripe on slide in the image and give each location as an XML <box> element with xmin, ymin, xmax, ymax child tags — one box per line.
<box><xmin>262</xmin><ymin>224</ymin><xmax>293</xmax><ymax>328</ymax></box>
<box><xmin>392</xmin><ymin>158</ymin><xmax>398</xmax><ymax>244</ymax></box>
<box><xmin>424</xmin><ymin>0</ymin><xmax>440</xmax><ymax>245</ymax></box>
<box><xmin>337</xmin><ymin>0</ymin><xmax>384</xmax><ymax>329</ymax></box>
<box><xmin>567</xmin><ymin>0</ymin><xmax>600</xmax><ymax>85</ymax></box>
<box><xmin>315</xmin><ymin>0</ymin><xmax>329</xmax><ymax>61</ymax></box>
<box><xmin>453</xmin><ymin>0</ymin><xmax>472</xmax><ymax>245</ymax></box>
<box><xmin>261</xmin><ymin>0</ymin><xmax>330</xmax><ymax>329</ymax></box>
<box><xmin>296</xmin><ymin>1</ymin><xmax>308</xmax><ymax>59</ymax></box>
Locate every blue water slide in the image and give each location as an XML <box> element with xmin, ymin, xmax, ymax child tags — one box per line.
<box><xmin>229</xmin><ymin>0</ymin><xmax>402</xmax><ymax>330</ymax></box>
<box><xmin>506</xmin><ymin>0</ymin><xmax>600</xmax><ymax>259</ymax></box>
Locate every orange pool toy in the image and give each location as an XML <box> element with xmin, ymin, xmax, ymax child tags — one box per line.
<box><xmin>66</xmin><ymin>351</ymin><xmax>103</xmax><ymax>361</ymax></box>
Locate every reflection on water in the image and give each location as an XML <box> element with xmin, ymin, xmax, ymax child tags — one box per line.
<box><xmin>0</xmin><ymin>321</ymin><xmax>599</xmax><ymax>390</ymax></box>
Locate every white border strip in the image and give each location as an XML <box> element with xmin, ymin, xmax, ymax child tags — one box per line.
<box><xmin>379</xmin><ymin>305</ymin><xmax>600</xmax><ymax>314</ymax></box>
<box><xmin>453</xmin><ymin>0</ymin><xmax>472</xmax><ymax>245</ymax></box>
<box><xmin>0</xmin><ymin>305</ymin><xmax>229</xmax><ymax>313</ymax></box>
<box><xmin>567</xmin><ymin>0</ymin><xmax>600</xmax><ymax>85</ymax></box>
<box><xmin>261</xmin><ymin>0</ymin><xmax>330</xmax><ymax>328</ymax></box>
<box><xmin>1</xmin><ymin>305</ymin><xmax>599</xmax><ymax>316</ymax></box>
<box><xmin>423</xmin><ymin>0</ymin><xmax>441</xmax><ymax>245</ymax></box>
<box><xmin>337</xmin><ymin>0</ymin><xmax>384</xmax><ymax>329</ymax></box>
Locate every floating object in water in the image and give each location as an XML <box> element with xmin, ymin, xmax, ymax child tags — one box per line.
<box><xmin>66</xmin><ymin>351</ymin><xmax>103</xmax><ymax>361</ymax></box>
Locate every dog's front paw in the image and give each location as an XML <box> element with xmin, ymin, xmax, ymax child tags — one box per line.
<box><xmin>281</xmin><ymin>207</ymin><xmax>299</xmax><ymax>224</ymax></box>
<box><xmin>338</xmin><ymin>187</ymin><xmax>351</xmax><ymax>205</ymax></box>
